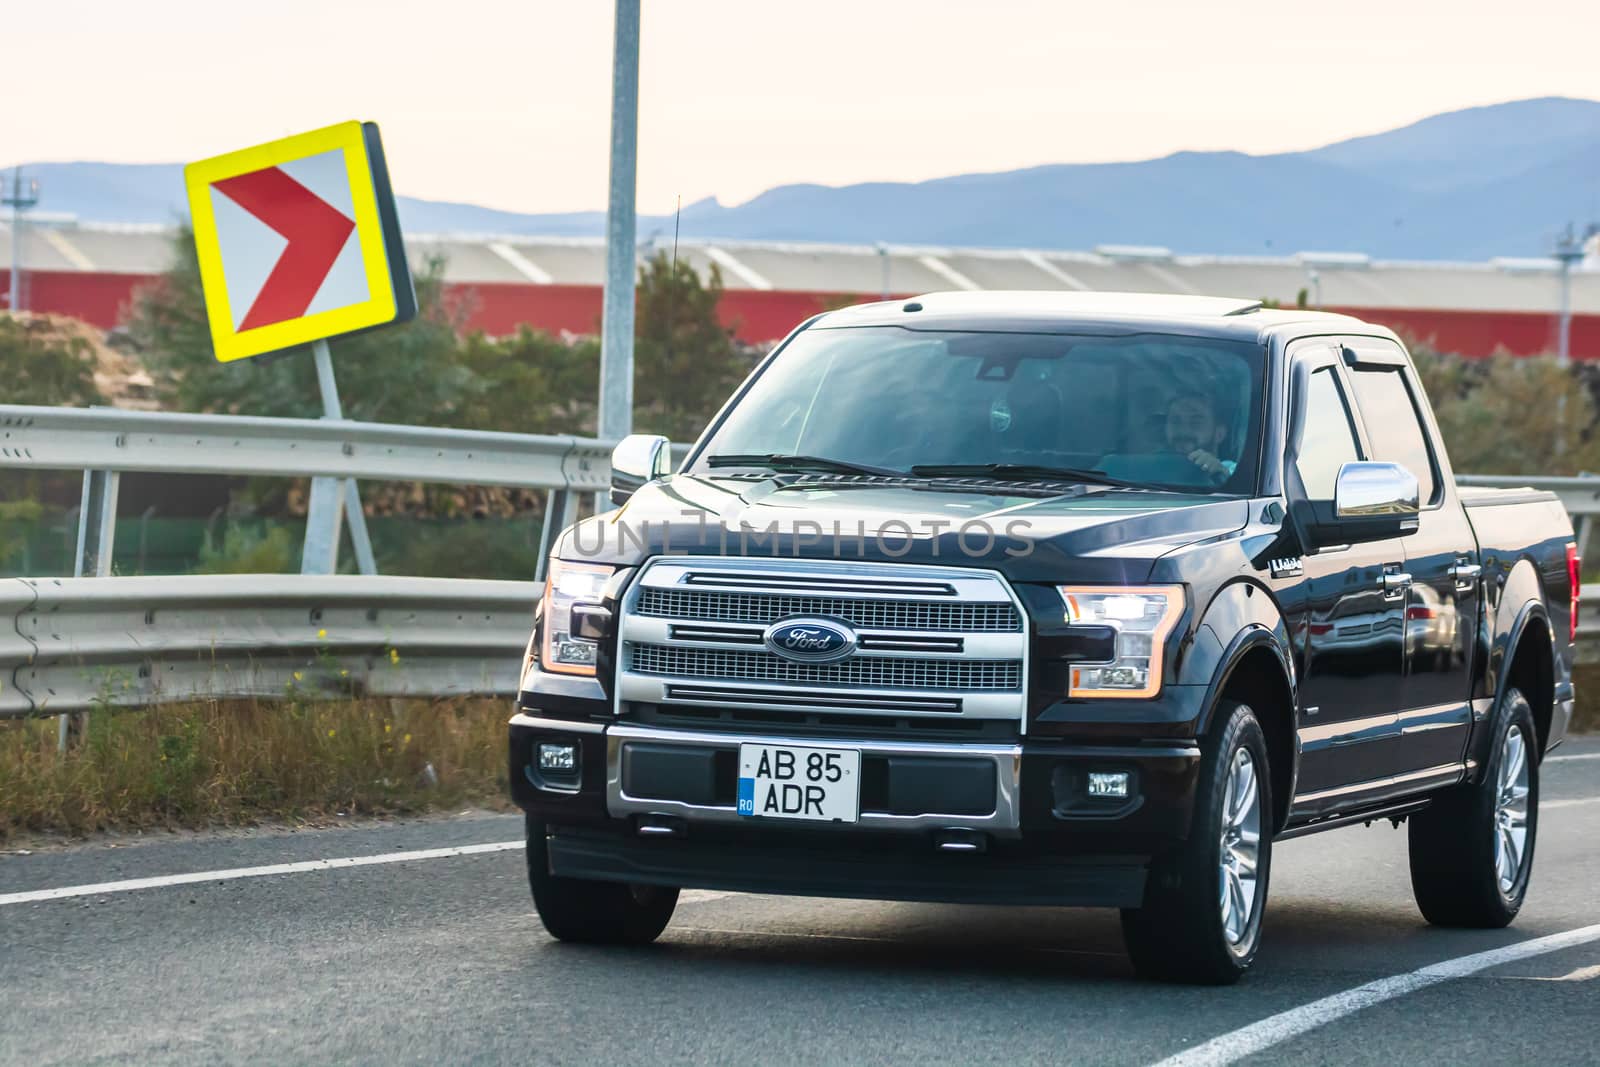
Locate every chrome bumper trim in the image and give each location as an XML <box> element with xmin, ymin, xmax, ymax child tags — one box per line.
<box><xmin>605</xmin><ymin>722</ymin><xmax>1024</xmax><ymax>837</ymax></box>
<box><xmin>510</xmin><ymin>712</ymin><xmax>607</xmax><ymax>734</ymax></box>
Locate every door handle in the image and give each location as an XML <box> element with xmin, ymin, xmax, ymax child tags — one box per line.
<box><xmin>1382</xmin><ymin>571</ymin><xmax>1412</xmax><ymax>597</ymax></box>
<box><xmin>1448</xmin><ymin>561</ymin><xmax>1482</xmax><ymax>588</ymax></box>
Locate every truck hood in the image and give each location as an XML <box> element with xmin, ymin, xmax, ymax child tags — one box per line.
<box><xmin>556</xmin><ymin>474</ymin><xmax>1251</xmax><ymax>584</ymax></box>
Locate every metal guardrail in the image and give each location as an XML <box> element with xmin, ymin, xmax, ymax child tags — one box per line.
<box><xmin>0</xmin><ymin>403</ymin><xmax>621</xmax><ymax>582</ymax></box>
<box><xmin>0</xmin><ymin>574</ymin><xmax>536</xmax><ymax>717</ymax></box>
<box><xmin>1456</xmin><ymin>473</ymin><xmax>1600</xmax><ymax>559</ymax></box>
<box><xmin>3</xmin><ymin>400</ymin><xmax>1596</xmax><ymax>719</ymax></box>
<box><xmin>0</xmin><ymin>404</ymin><xmax>615</xmax><ymax>489</ymax></box>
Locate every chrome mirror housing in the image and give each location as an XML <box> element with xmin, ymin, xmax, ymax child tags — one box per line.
<box><xmin>1302</xmin><ymin>460</ymin><xmax>1421</xmax><ymax>547</ymax></box>
<box><xmin>1335</xmin><ymin>461</ymin><xmax>1420</xmax><ymax>519</ymax></box>
<box><xmin>610</xmin><ymin>434</ymin><xmax>672</xmax><ymax>505</ymax></box>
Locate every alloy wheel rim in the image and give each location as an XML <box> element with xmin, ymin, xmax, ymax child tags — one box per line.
<box><xmin>1218</xmin><ymin>747</ymin><xmax>1262</xmax><ymax>947</ymax></box>
<box><xmin>1494</xmin><ymin>725</ymin><xmax>1532</xmax><ymax>895</ymax></box>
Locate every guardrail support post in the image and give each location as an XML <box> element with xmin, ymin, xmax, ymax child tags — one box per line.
<box><xmin>63</xmin><ymin>470</ymin><xmax>117</xmax><ymax>749</ymax></box>
<box><xmin>301</xmin><ymin>339</ymin><xmax>377</xmax><ymax>575</ymax></box>
<box><xmin>535</xmin><ymin>489</ymin><xmax>577</xmax><ymax>582</ymax></box>
<box><xmin>301</xmin><ymin>478</ymin><xmax>345</xmax><ymax>575</ymax></box>
<box><xmin>73</xmin><ymin>469</ymin><xmax>118</xmax><ymax>578</ymax></box>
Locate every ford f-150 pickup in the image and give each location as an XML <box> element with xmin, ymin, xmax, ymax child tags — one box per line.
<box><xmin>509</xmin><ymin>291</ymin><xmax>1577</xmax><ymax>983</ymax></box>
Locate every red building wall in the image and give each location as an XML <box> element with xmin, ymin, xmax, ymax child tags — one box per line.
<box><xmin>6</xmin><ymin>268</ymin><xmax>1598</xmax><ymax>359</ymax></box>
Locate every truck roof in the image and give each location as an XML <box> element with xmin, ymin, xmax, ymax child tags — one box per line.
<box><xmin>811</xmin><ymin>290</ymin><xmax>1374</xmax><ymax>341</ymax></box>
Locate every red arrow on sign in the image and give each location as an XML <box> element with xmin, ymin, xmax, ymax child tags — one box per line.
<box><xmin>212</xmin><ymin>166</ymin><xmax>356</xmax><ymax>331</ymax></box>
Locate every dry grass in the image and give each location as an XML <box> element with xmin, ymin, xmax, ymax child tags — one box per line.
<box><xmin>2</xmin><ymin>678</ymin><xmax>1590</xmax><ymax>846</ymax></box>
<box><xmin>0</xmin><ymin>696</ymin><xmax>511</xmax><ymax>843</ymax></box>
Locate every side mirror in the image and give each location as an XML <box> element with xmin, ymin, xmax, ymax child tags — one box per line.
<box><xmin>610</xmin><ymin>434</ymin><xmax>671</xmax><ymax>505</ymax></box>
<box><xmin>1307</xmin><ymin>461</ymin><xmax>1419</xmax><ymax>546</ymax></box>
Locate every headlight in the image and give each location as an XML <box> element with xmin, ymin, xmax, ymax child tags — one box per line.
<box><xmin>1057</xmin><ymin>585</ymin><xmax>1184</xmax><ymax>698</ymax></box>
<box><xmin>539</xmin><ymin>559</ymin><xmax>615</xmax><ymax>676</ymax></box>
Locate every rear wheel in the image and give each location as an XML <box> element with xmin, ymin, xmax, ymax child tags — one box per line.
<box><xmin>1121</xmin><ymin>700</ymin><xmax>1273</xmax><ymax>984</ymax></box>
<box><xmin>525</xmin><ymin>817</ymin><xmax>678</xmax><ymax>944</ymax></box>
<box><xmin>1409</xmin><ymin>688</ymin><xmax>1539</xmax><ymax>927</ymax></box>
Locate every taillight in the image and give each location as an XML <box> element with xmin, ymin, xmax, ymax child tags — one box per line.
<box><xmin>1567</xmin><ymin>543</ymin><xmax>1581</xmax><ymax>643</ymax></box>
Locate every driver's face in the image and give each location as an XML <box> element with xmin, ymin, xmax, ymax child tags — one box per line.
<box><xmin>1166</xmin><ymin>396</ymin><xmax>1223</xmax><ymax>454</ymax></box>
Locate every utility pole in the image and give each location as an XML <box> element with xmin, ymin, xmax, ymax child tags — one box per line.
<box><xmin>3</xmin><ymin>167</ymin><xmax>40</xmax><ymax>313</ymax></box>
<box><xmin>1553</xmin><ymin>223</ymin><xmax>1598</xmax><ymax>368</ymax></box>
<box><xmin>597</xmin><ymin>0</ymin><xmax>641</xmax><ymax>442</ymax></box>
<box><xmin>1554</xmin><ymin>226</ymin><xmax>1583</xmax><ymax>368</ymax></box>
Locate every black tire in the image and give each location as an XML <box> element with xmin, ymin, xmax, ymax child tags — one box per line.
<box><xmin>1408</xmin><ymin>688</ymin><xmax>1539</xmax><ymax>928</ymax></box>
<box><xmin>525</xmin><ymin>817</ymin><xmax>679</xmax><ymax>944</ymax></box>
<box><xmin>1121</xmin><ymin>700</ymin><xmax>1274</xmax><ymax>985</ymax></box>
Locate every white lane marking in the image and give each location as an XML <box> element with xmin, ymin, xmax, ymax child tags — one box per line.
<box><xmin>0</xmin><ymin>840</ymin><xmax>752</xmax><ymax>909</ymax></box>
<box><xmin>0</xmin><ymin>841</ymin><xmax>525</xmax><ymax>906</ymax></box>
<box><xmin>1547</xmin><ymin>751</ymin><xmax>1600</xmax><ymax>764</ymax></box>
<box><xmin>1543</xmin><ymin>796</ymin><xmax>1600</xmax><ymax>810</ymax></box>
<box><xmin>1152</xmin><ymin>922</ymin><xmax>1600</xmax><ymax>1067</ymax></box>
<box><xmin>680</xmin><ymin>889</ymin><xmax>741</xmax><ymax>904</ymax></box>
<box><xmin>1510</xmin><ymin>963</ymin><xmax>1600</xmax><ymax>983</ymax></box>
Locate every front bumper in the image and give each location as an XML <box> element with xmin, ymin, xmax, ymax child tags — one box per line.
<box><xmin>510</xmin><ymin>713</ymin><xmax>1202</xmax><ymax>849</ymax></box>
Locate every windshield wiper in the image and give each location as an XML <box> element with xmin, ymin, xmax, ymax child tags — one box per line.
<box><xmin>706</xmin><ymin>453</ymin><xmax>907</xmax><ymax>478</ymax></box>
<box><xmin>908</xmin><ymin>463</ymin><xmax>1145</xmax><ymax>490</ymax></box>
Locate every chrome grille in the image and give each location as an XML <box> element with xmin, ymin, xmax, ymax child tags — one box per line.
<box><xmin>630</xmin><ymin>644</ymin><xmax>1021</xmax><ymax>690</ymax></box>
<box><xmin>637</xmin><ymin>588</ymin><xmax>1020</xmax><ymax>632</ymax></box>
<box><xmin>618</xmin><ymin>558</ymin><xmax>1029</xmax><ymax>727</ymax></box>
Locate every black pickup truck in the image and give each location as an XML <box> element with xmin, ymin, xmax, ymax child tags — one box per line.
<box><xmin>510</xmin><ymin>292</ymin><xmax>1577</xmax><ymax>983</ymax></box>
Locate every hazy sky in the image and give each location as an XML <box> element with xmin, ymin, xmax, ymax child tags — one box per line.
<box><xmin>7</xmin><ymin>0</ymin><xmax>1599</xmax><ymax>215</ymax></box>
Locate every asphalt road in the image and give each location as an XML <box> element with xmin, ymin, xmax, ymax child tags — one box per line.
<box><xmin>3</xmin><ymin>737</ymin><xmax>1597</xmax><ymax>1066</ymax></box>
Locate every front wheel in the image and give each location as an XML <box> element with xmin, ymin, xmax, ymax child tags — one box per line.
<box><xmin>1408</xmin><ymin>688</ymin><xmax>1539</xmax><ymax>927</ymax></box>
<box><xmin>1121</xmin><ymin>700</ymin><xmax>1273</xmax><ymax>984</ymax></box>
<box><xmin>525</xmin><ymin>818</ymin><xmax>679</xmax><ymax>944</ymax></box>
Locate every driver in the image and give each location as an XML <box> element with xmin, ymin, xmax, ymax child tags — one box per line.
<box><xmin>1165</xmin><ymin>391</ymin><xmax>1235</xmax><ymax>482</ymax></box>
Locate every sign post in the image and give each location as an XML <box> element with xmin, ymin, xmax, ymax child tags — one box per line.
<box><xmin>185</xmin><ymin>120</ymin><xmax>415</xmax><ymax>574</ymax></box>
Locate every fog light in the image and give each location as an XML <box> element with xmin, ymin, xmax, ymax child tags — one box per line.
<box><xmin>538</xmin><ymin>742</ymin><xmax>579</xmax><ymax>773</ymax></box>
<box><xmin>1087</xmin><ymin>771</ymin><xmax>1130</xmax><ymax>799</ymax></box>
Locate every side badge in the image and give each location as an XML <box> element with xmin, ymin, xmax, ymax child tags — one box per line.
<box><xmin>1269</xmin><ymin>556</ymin><xmax>1304</xmax><ymax>579</ymax></box>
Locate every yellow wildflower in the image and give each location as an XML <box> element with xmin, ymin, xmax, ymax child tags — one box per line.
<box><xmin>317</xmin><ymin>628</ymin><xmax>328</xmax><ymax>639</ymax></box>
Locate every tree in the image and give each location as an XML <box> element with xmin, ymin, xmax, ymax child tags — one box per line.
<box><xmin>454</xmin><ymin>326</ymin><xmax>598</xmax><ymax>435</ymax></box>
<box><xmin>123</xmin><ymin>230</ymin><xmax>758</xmax><ymax>443</ymax></box>
<box><xmin>127</xmin><ymin>226</ymin><xmax>470</xmax><ymax>427</ymax></box>
<box><xmin>1406</xmin><ymin>337</ymin><xmax>1600</xmax><ymax>476</ymax></box>
<box><xmin>630</xmin><ymin>251</ymin><xmax>752</xmax><ymax>441</ymax></box>
<box><xmin>0</xmin><ymin>314</ymin><xmax>104</xmax><ymax>406</ymax></box>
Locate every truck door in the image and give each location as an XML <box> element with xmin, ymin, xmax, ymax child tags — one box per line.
<box><xmin>1340</xmin><ymin>340</ymin><xmax>1477</xmax><ymax>776</ymax></box>
<box><xmin>1286</xmin><ymin>345</ymin><xmax>1410</xmax><ymax>806</ymax></box>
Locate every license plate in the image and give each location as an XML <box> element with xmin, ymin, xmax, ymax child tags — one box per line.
<box><xmin>737</xmin><ymin>743</ymin><xmax>861</xmax><ymax>823</ymax></box>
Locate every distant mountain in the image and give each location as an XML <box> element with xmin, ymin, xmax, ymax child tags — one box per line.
<box><xmin>8</xmin><ymin>97</ymin><xmax>1599</xmax><ymax>260</ymax></box>
<box><xmin>5</xmin><ymin>161</ymin><xmax>614</xmax><ymax>237</ymax></box>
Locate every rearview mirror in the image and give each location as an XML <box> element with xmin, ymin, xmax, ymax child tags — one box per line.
<box><xmin>1307</xmin><ymin>461</ymin><xmax>1419</xmax><ymax>546</ymax></box>
<box><xmin>610</xmin><ymin>434</ymin><xmax>671</xmax><ymax>505</ymax></box>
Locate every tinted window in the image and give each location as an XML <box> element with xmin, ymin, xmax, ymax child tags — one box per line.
<box><xmin>1348</xmin><ymin>366</ymin><xmax>1438</xmax><ymax>504</ymax></box>
<box><xmin>1295</xmin><ymin>366</ymin><xmax>1361</xmax><ymax>499</ymax></box>
<box><xmin>699</xmin><ymin>327</ymin><xmax>1265</xmax><ymax>493</ymax></box>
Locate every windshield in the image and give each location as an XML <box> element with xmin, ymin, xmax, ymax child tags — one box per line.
<box><xmin>695</xmin><ymin>326</ymin><xmax>1266</xmax><ymax>493</ymax></box>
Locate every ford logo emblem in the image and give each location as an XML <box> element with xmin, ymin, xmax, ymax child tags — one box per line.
<box><xmin>763</xmin><ymin>616</ymin><xmax>858</xmax><ymax>664</ymax></box>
